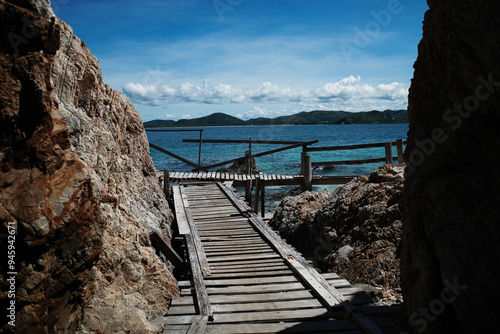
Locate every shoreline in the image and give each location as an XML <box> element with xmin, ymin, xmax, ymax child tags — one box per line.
<box><xmin>144</xmin><ymin>122</ymin><xmax>410</xmax><ymax>129</ymax></box>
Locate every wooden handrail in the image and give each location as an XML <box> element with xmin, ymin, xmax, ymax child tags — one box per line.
<box><xmin>311</xmin><ymin>156</ymin><xmax>398</xmax><ymax>167</ymax></box>
<box><xmin>201</xmin><ymin>140</ymin><xmax>318</xmax><ymax>170</ymax></box>
<box><xmin>183</xmin><ymin>139</ymin><xmax>303</xmax><ymax>145</ymax></box>
<box><xmin>305</xmin><ymin>140</ymin><xmax>407</xmax><ymax>152</ymax></box>
<box><xmin>149</xmin><ymin>143</ymin><xmax>208</xmax><ymax>172</ymax></box>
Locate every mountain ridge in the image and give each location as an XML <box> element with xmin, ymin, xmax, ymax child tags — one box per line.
<box><xmin>144</xmin><ymin>110</ymin><xmax>408</xmax><ymax>128</ymax></box>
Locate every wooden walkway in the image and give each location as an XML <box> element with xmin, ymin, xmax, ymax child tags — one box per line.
<box><xmin>168</xmin><ymin>171</ymin><xmax>355</xmax><ymax>187</ymax></box>
<box><xmin>156</xmin><ymin>182</ymin><xmax>396</xmax><ymax>333</ymax></box>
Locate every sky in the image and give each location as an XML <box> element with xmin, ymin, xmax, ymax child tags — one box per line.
<box><xmin>56</xmin><ymin>0</ymin><xmax>429</xmax><ymax>122</ymax></box>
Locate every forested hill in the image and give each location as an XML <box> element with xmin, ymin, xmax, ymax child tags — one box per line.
<box><xmin>143</xmin><ymin>110</ymin><xmax>408</xmax><ymax>128</ymax></box>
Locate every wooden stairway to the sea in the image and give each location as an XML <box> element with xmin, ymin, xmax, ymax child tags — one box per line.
<box><xmin>155</xmin><ymin>182</ymin><xmax>396</xmax><ymax>333</ymax></box>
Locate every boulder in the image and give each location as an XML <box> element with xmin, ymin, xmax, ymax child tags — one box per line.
<box><xmin>0</xmin><ymin>1</ymin><xmax>178</xmax><ymax>332</ymax></box>
<box><xmin>402</xmin><ymin>0</ymin><xmax>500</xmax><ymax>332</ymax></box>
<box><xmin>269</xmin><ymin>165</ymin><xmax>404</xmax><ymax>292</ymax></box>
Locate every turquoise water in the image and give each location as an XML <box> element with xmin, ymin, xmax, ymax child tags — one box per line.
<box><xmin>147</xmin><ymin>124</ymin><xmax>408</xmax><ymax>175</ymax></box>
<box><xmin>147</xmin><ymin>124</ymin><xmax>409</xmax><ymax>214</ymax></box>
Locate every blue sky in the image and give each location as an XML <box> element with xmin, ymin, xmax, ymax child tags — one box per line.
<box><xmin>56</xmin><ymin>0</ymin><xmax>428</xmax><ymax>121</ymax></box>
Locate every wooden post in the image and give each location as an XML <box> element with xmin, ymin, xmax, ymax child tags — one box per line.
<box><xmin>164</xmin><ymin>170</ymin><xmax>170</xmax><ymax>198</ymax></box>
<box><xmin>253</xmin><ymin>177</ymin><xmax>260</xmax><ymax>214</ymax></box>
<box><xmin>198</xmin><ymin>130</ymin><xmax>203</xmax><ymax>171</ymax></box>
<box><xmin>248</xmin><ymin>137</ymin><xmax>252</xmax><ymax>155</ymax></box>
<box><xmin>302</xmin><ymin>152</ymin><xmax>312</xmax><ymax>191</ymax></box>
<box><xmin>396</xmin><ymin>139</ymin><xmax>405</xmax><ymax>165</ymax></box>
<box><xmin>385</xmin><ymin>142</ymin><xmax>393</xmax><ymax>165</ymax></box>
<box><xmin>260</xmin><ymin>182</ymin><xmax>265</xmax><ymax>218</ymax></box>
<box><xmin>245</xmin><ymin>151</ymin><xmax>252</xmax><ymax>203</ymax></box>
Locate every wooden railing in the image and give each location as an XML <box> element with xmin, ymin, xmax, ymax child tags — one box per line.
<box><xmin>148</xmin><ymin>131</ymin><xmax>406</xmax><ymax>193</ymax></box>
<box><xmin>300</xmin><ymin>139</ymin><xmax>406</xmax><ymax>190</ymax></box>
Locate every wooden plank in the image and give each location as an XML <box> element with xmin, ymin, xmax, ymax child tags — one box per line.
<box><xmin>207</xmin><ymin>253</ymin><xmax>280</xmax><ymax>262</ymax></box>
<box><xmin>149</xmin><ymin>231</ymin><xmax>185</xmax><ymax>270</ymax></box>
<box><xmin>208</xmin><ymin>265</ymin><xmax>289</xmax><ymax>274</ymax></box>
<box><xmin>206</xmin><ymin>270</ymin><xmax>293</xmax><ymax>279</ymax></box>
<box><xmin>172</xmin><ymin>187</ymin><xmax>191</xmax><ymax>235</ymax></box>
<box><xmin>203</xmin><ymin>244</ymin><xmax>271</xmax><ymax>251</ymax></box>
<box><xmin>214</xmin><ymin>308</ymin><xmax>346</xmax><ymax>324</ymax></box>
<box><xmin>167</xmin><ymin>298</ymin><xmax>323</xmax><ymax>316</ymax></box>
<box><xmin>205</xmin><ymin>248</ymin><xmax>274</xmax><ymax>256</ymax></box>
<box><xmin>311</xmin><ymin>157</ymin><xmax>387</xmax><ymax>166</ymax></box>
<box><xmin>285</xmin><ymin>256</ymin><xmax>345</xmax><ymax>308</ymax></box>
<box><xmin>203</xmin><ymin>282</ymin><xmax>307</xmax><ymax>294</ymax></box>
<box><xmin>179</xmin><ymin>187</ymin><xmax>210</xmax><ymax>276</ymax></box>
<box><xmin>306</xmin><ymin>140</ymin><xmax>400</xmax><ymax>152</ymax></box>
<box><xmin>184</xmin><ymin>234</ymin><xmax>212</xmax><ymax>318</ymax></box>
<box><xmin>212</xmin><ymin>298</ymin><xmax>322</xmax><ymax>313</ymax></box>
<box><xmin>172</xmin><ymin>290</ymin><xmax>316</xmax><ymax>305</ymax></box>
<box><xmin>186</xmin><ymin>315</ymin><xmax>208</xmax><ymax>334</ymax></box>
<box><xmin>208</xmin><ymin>259</ymin><xmax>286</xmax><ymax>269</ymax></box>
<box><xmin>203</xmin><ymin>275</ymin><xmax>300</xmax><ymax>286</ymax></box>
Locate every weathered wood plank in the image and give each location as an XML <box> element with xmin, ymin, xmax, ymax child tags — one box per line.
<box><xmin>186</xmin><ymin>315</ymin><xmax>208</xmax><ymax>334</ymax></box>
<box><xmin>184</xmin><ymin>234</ymin><xmax>212</xmax><ymax>318</ymax></box>
<box><xmin>179</xmin><ymin>187</ymin><xmax>210</xmax><ymax>276</ymax></box>
<box><xmin>172</xmin><ymin>186</ymin><xmax>191</xmax><ymax>235</ymax></box>
<box><xmin>207</xmin><ymin>253</ymin><xmax>280</xmax><ymax>262</ymax></box>
<box><xmin>285</xmin><ymin>256</ymin><xmax>346</xmax><ymax>307</ymax></box>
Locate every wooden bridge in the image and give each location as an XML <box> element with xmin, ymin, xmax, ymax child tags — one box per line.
<box><xmin>149</xmin><ymin>132</ymin><xmax>407</xmax><ymax>216</ymax></box>
<box><xmin>155</xmin><ymin>182</ymin><xmax>397</xmax><ymax>333</ymax></box>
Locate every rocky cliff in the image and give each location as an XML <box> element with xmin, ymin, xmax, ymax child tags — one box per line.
<box><xmin>402</xmin><ymin>0</ymin><xmax>500</xmax><ymax>333</ymax></box>
<box><xmin>0</xmin><ymin>1</ymin><xmax>178</xmax><ymax>333</ymax></box>
<box><xmin>269</xmin><ymin>165</ymin><xmax>404</xmax><ymax>300</ymax></box>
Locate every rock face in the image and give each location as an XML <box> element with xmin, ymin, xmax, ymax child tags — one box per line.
<box><xmin>402</xmin><ymin>1</ymin><xmax>500</xmax><ymax>333</ymax></box>
<box><xmin>269</xmin><ymin>165</ymin><xmax>404</xmax><ymax>292</ymax></box>
<box><xmin>0</xmin><ymin>1</ymin><xmax>178</xmax><ymax>333</ymax></box>
<box><xmin>269</xmin><ymin>189</ymin><xmax>331</xmax><ymax>249</ymax></box>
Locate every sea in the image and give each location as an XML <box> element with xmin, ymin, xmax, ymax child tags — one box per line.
<box><xmin>146</xmin><ymin>123</ymin><xmax>409</xmax><ymax>215</ymax></box>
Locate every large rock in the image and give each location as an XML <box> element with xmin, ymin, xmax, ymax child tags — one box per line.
<box><xmin>402</xmin><ymin>0</ymin><xmax>500</xmax><ymax>333</ymax></box>
<box><xmin>0</xmin><ymin>1</ymin><xmax>178</xmax><ymax>333</ymax></box>
<box><xmin>269</xmin><ymin>189</ymin><xmax>331</xmax><ymax>248</ymax></box>
<box><xmin>269</xmin><ymin>165</ymin><xmax>404</xmax><ymax>292</ymax></box>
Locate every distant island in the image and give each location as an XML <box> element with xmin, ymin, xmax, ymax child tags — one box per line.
<box><xmin>143</xmin><ymin>109</ymin><xmax>408</xmax><ymax>128</ymax></box>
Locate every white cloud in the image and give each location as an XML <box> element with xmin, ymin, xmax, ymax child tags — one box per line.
<box><xmin>123</xmin><ymin>76</ymin><xmax>408</xmax><ymax>111</ymax></box>
<box><xmin>182</xmin><ymin>114</ymin><xmax>193</xmax><ymax>119</ymax></box>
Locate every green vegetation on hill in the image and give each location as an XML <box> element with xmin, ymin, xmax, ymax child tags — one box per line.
<box><xmin>143</xmin><ymin>109</ymin><xmax>408</xmax><ymax>128</ymax></box>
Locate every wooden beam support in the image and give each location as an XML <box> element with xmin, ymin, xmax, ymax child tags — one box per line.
<box><xmin>302</xmin><ymin>152</ymin><xmax>312</xmax><ymax>191</ymax></box>
<box><xmin>384</xmin><ymin>142</ymin><xmax>393</xmax><ymax>164</ymax></box>
<box><xmin>149</xmin><ymin>142</ymin><xmax>207</xmax><ymax>172</ymax></box>
<box><xmin>149</xmin><ymin>231</ymin><xmax>185</xmax><ymax>270</ymax></box>
<box><xmin>396</xmin><ymin>138</ymin><xmax>405</xmax><ymax>164</ymax></box>
<box><xmin>253</xmin><ymin>177</ymin><xmax>260</xmax><ymax>215</ymax></box>
<box><xmin>260</xmin><ymin>182</ymin><xmax>265</xmax><ymax>218</ymax></box>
